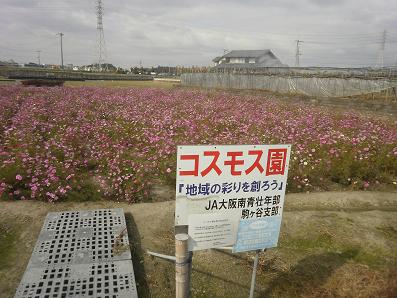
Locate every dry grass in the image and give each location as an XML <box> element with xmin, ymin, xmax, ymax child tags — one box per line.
<box><xmin>1</xmin><ymin>192</ymin><xmax>396</xmax><ymax>298</ymax></box>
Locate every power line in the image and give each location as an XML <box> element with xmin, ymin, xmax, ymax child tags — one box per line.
<box><xmin>0</xmin><ymin>43</ymin><xmax>56</xmax><ymax>53</ymax></box>
<box><xmin>303</xmin><ymin>40</ymin><xmax>383</xmax><ymax>45</ymax></box>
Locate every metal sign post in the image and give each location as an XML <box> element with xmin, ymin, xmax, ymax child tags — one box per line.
<box><xmin>146</xmin><ymin>235</ymin><xmax>192</xmax><ymax>298</ymax></box>
<box><xmin>249</xmin><ymin>249</ymin><xmax>265</xmax><ymax>298</ymax></box>
<box><xmin>175</xmin><ymin>233</ymin><xmax>190</xmax><ymax>298</ymax></box>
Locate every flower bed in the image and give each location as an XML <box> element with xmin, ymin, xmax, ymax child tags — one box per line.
<box><xmin>1</xmin><ymin>86</ymin><xmax>396</xmax><ymax>202</ymax></box>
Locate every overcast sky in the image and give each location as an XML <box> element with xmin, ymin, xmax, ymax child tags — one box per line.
<box><xmin>1</xmin><ymin>0</ymin><xmax>396</xmax><ymax>68</ymax></box>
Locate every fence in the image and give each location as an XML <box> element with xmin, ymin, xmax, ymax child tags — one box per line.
<box><xmin>209</xmin><ymin>66</ymin><xmax>397</xmax><ymax>79</ymax></box>
<box><xmin>181</xmin><ymin>72</ymin><xmax>397</xmax><ymax>98</ymax></box>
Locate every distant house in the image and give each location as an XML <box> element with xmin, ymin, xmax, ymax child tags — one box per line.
<box><xmin>82</xmin><ymin>65</ymin><xmax>94</xmax><ymax>72</ymax></box>
<box><xmin>212</xmin><ymin>56</ymin><xmax>222</xmax><ymax>65</ymax></box>
<box><xmin>213</xmin><ymin>50</ymin><xmax>287</xmax><ymax>68</ymax></box>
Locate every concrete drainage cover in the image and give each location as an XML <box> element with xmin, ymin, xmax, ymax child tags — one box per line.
<box><xmin>15</xmin><ymin>261</ymin><xmax>136</xmax><ymax>298</ymax></box>
<box><xmin>15</xmin><ymin>209</ymin><xmax>138</xmax><ymax>298</ymax></box>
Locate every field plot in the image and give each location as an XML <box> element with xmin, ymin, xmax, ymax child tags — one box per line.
<box><xmin>1</xmin><ymin>85</ymin><xmax>397</xmax><ymax>202</ymax></box>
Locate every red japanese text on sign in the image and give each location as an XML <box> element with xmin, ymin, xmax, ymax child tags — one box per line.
<box><xmin>266</xmin><ymin>148</ymin><xmax>287</xmax><ymax>176</ymax></box>
<box><xmin>179</xmin><ymin>148</ymin><xmax>288</xmax><ymax>177</ymax></box>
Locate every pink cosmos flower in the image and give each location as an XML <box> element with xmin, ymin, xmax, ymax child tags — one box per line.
<box><xmin>166</xmin><ymin>168</ymin><xmax>172</xmax><ymax>173</ymax></box>
<box><xmin>16</xmin><ymin>174</ymin><xmax>23</xmax><ymax>181</ymax></box>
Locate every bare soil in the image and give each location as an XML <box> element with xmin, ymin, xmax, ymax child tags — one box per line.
<box><xmin>0</xmin><ymin>191</ymin><xmax>396</xmax><ymax>297</ymax></box>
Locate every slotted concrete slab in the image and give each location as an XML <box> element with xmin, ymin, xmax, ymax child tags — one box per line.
<box><xmin>28</xmin><ymin>209</ymin><xmax>130</xmax><ymax>268</ymax></box>
<box><xmin>15</xmin><ymin>261</ymin><xmax>137</xmax><ymax>298</ymax></box>
<box><xmin>15</xmin><ymin>209</ymin><xmax>138</xmax><ymax>298</ymax></box>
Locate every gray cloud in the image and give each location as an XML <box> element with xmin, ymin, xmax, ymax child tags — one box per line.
<box><xmin>0</xmin><ymin>0</ymin><xmax>396</xmax><ymax>67</ymax></box>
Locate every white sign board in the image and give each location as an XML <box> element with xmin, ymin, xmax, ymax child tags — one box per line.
<box><xmin>175</xmin><ymin>144</ymin><xmax>291</xmax><ymax>252</ymax></box>
<box><xmin>188</xmin><ymin>213</ymin><xmax>237</xmax><ymax>250</ymax></box>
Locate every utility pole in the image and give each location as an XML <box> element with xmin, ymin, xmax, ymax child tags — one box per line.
<box><xmin>36</xmin><ymin>50</ymin><xmax>41</xmax><ymax>65</ymax></box>
<box><xmin>378</xmin><ymin>30</ymin><xmax>387</xmax><ymax>68</ymax></box>
<box><xmin>57</xmin><ymin>32</ymin><xmax>64</xmax><ymax>69</ymax></box>
<box><xmin>295</xmin><ymin>40</ymin><xmax>303</xmax><ymax>67</ymax></box>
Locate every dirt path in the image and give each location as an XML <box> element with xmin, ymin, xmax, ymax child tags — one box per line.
<box><xmin>1</xmin><ymin>191</ymin><xmax>396</xmax><ymax>297</ymax></box>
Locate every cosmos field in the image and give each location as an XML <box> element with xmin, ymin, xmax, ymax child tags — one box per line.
<box><xmin>1</xmin><ymin>85</ymin><xmax>396</xmax><ymax>202</ymax></box>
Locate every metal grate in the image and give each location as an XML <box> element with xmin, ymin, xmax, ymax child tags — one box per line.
<box><xmin>15</xmin><ymin>261</ymin><xmax>137</xmax><ymax>298</ymax></box>
<box><xmin>28</xmin><ymin>209</ymin><xmax>130</xmax><ymax>268</ymax></box>
<box><xmin>15</xmin><ymin>209</ymin><xmax>138</xmax><ymax>298</ymax></box>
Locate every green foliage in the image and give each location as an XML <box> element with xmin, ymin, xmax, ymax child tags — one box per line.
<box><xmin>64</xmin><ymin>178</ymin><xmax>102</xmax><ymax>202</ymax></box>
